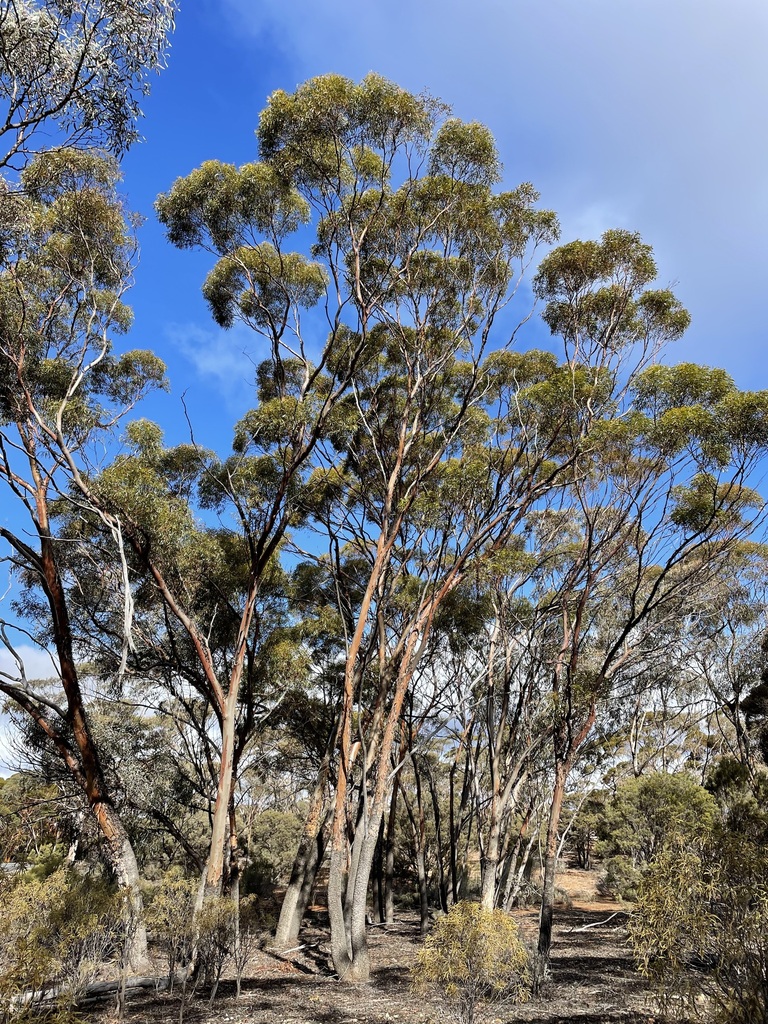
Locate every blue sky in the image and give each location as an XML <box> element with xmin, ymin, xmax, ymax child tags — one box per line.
<box><xmin>2</xmin><ymin>0</ymin><xmax>768</xmax><ymax>698</ymax></box>
<box><xmin>117</xmin><ymin>0</ymin><xmax>768</xmax><ymax>448</ymax></box>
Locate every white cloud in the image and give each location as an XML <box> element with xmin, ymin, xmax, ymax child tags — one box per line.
<box><xmin>165</xmin><ymin>321</ymin><xmax>256</xmax><ymax>412</ymax></box>
<box><xmin>0</xmin><ymin>643</ymin><xmax>58</xmax><ymax>684</ymax></box>
<box><xmin>217</xmin><ymin>0</ymin><xmax>768</xmax><ymax>384</ymax></box>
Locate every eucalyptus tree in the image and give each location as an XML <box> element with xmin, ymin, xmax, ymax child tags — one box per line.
<box><xmin>276</xmin><ymin>146</ymin><xmax>569</xmax><ymax>977</ymax></box>
<box><xmin>0</xmin><ymin>0</ymin><xmax>176</xmax><ymax>172</ymax></box>
<box><xmin>677</xmin><ymin>548</ymin><xmax>768</xmax><ymax>774</ymax></box>
<box><xmin>96</xmin><ymin>73</ymin><xmax>560</xmax><ymax>914</ymax></box>
<box><xmin>526</xmin><ymin>232</ymin><xmax>768</xmax><ymax>985</ymax></box>
<box><xmin>0</xmin><ymin>149</ymin><xmax>166</xmax><ymax>964</ymax></box>
<box><xmin>465</xmin><ymin>590</ymin><xmax>554</xmax><ymax>910</ymax></box>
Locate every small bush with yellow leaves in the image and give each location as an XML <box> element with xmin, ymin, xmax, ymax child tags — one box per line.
<box><xmin>411</xmin><ymin>901</ymin><xmax>530</xmax><ymax>1024</ymax></box>
<box><xmin>0</xmin><ymin>867</ymin><xmax>121</xmax><ymax>1023</ymax></box>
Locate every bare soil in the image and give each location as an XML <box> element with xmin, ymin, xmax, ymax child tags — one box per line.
<box><xmin>88</xmin><ymin>870</ymin><xmax>688</xmax><ymax>1024</ymax></box>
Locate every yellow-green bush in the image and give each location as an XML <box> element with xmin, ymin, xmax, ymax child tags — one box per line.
<box><xmin>411</xmin><ymin>901</ymin><xmax>530</xmax><ymax>1024</ymax></box>
<box><xmin>630</xmin><ymin>816</ymin><xmax>768</xmax><ymax>1023</ymax></box>
<box><xmin>0</xmin><ymin>868</ymin><xmax>121</xmax><ymax>1023</ymax></box>
<box><xmin>144</xmin><ymin>872</ymin><xmax>241</xmax><ymax>1007</ymax></box>
<box><xmin>144</xmin><ymin>870</ymin><xmax>198</xmax><ymax>990</ymax></box>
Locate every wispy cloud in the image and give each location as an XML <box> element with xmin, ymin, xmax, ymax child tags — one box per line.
<box><xmin>215</xmin><ymin>0</ymin><xmax>768</xmax><ymax>383</ymax></box>
<box><xmin>0</xmin><ymin>643</ymin><xmax>59</xmax><ymax>684</ymax></box>
<box><xmin>165</xmin><ymin>321</ymin><xmax>257</xmax><ymax>413</ymax></box>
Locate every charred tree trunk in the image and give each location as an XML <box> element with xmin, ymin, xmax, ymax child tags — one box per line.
<box><xmin>424</xmin><ymin>760</ymin><xmax>448</xmax><ymax>912</ymax></box>
<box><xmin>384</xmin><ymin>779</ymin><xmax>397</xmax><ymax>924</ymax></box>
<box><xmin>401</xmin><ymin>773</ymin><xmax>429</xmax><ymax>935</ymax></box>
<box><xmin>372</xmin><ymin>818</ymin><xmax>385</xmax><ymax>923</ymax></box>
<box><xmin>535</xmin><ymin>759</ymin><xmax>568</xmax><ymax>993</ymax></box>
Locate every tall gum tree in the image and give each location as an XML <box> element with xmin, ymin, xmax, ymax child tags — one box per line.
<box><xmin>0</xmin><ymin>150</ymin><xmax>166</xmax><ymax>966</ymax></box>
<box><xmin>528</xmin><ymin>233</ymin><xmax>768</xmax><ymax>987</ymax></box>
<box><xmin>310</xmin><ymin>221</ymin><xmax>701</xmax><ymax>979</ymax></box>
<box><xmin>98</xmin><ymin>73</ymin><xmax>556</xmax><ymax>909</ymax></box>
<box><xmin>251</xmin><ymin>85</ymin><xmax>575</xmax><ymax>978</ymax></box>
<box><xmin>129</xmin><ymin>73</ymin><xmax>561</xmax><ymax>958</ymax></box>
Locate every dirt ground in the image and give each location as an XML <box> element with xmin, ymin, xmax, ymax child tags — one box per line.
<box><xmin>89</xmin><ymin>870</ymin><xmax>688</xmax><ymax>1024</ymax></box>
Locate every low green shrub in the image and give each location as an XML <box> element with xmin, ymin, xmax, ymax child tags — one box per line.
<box><xmin>411</xmin><ymin>900</ymin><xmax>530</xmax><ymax>1024</ymax></box>
<box><xmin>598</xmin><ymin>854</ymin><xmax>642</xmax><ymax>902</ymax></box>
<box><xmin>0</xmin><ymin>868</ymin><xmax>121</xmax><ymax>1023</ymax></box>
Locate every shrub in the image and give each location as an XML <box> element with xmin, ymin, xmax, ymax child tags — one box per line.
<box><xmin>630</xmin><ymin>825</ymin><xmax>768</xmax><ymax>1024</ymax></box>
<box><xmin>597</xmin><ymin>854</ymin><xmax>642</xmax><ymax>902</ymax></box>
<box><xmin>599</xmin><ymin>772</ymin><xmax>716</xmax><ymax>867</ymax></box>
<box><xmin>411</xmin><ymin>901</ymin><xmax>530</xmax><ymax>1024</ymax></box>
<box><xmin>242</xmin><ymin>810</ymin><xmax>304</xmax><ymax>893</ymax></box>
<box><xmin>196</xmin><ymin>897</ymin><xmax>235</xmax><ymax>1003</ymax></box>
<box><xmin>0</xmin><ymin>868</ymin><xmax>121</xmax><ymax>1022</ymax></box>
<box><xmin>144</xmin><ymin>871</ymin><xmax>198</xmax><ymax>990</ymax></box>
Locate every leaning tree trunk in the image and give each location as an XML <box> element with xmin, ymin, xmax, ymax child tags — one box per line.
<box><xmin>276</xmin><ymin>828</ymin><xmax>323</xmax><ymax>947</ymax></box>
<box><xmin>200</xmin><ymin>578</ymin><xmax>258</xmax><ymax>910</ymax></box>
<box><xmin>94</xmin><ymin>800</ymin><xmax>148</xmax><ymax>968</ymax></box>
<box><xmin>274</xmin><ymin>768</ymin><xmax>331</xmax><ymax>948</ymax></box>
<box><xmin>44</xmin><ymin>540</ymin><xmax>149</xmax><ymax>968</ymax></box>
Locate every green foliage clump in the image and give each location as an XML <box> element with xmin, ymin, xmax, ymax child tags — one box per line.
<box><xmin>411</xmin><ymin>901</ymin><xmax>530</xmax><ymax>1024</ymax></box>
<box><xmin>596</xmin><ymin>772</ymin><xmax>716</xmax><ymax>900</ymax></box>
<box><xmin>0</xmin><ymin>868</ymin><xmax>121</xmax><ymax>1022</ymax></box>
<box><xmin>195</xmin><ymin>898</ymin><xmax>236</xmax><ymax>1002</ymax></box>
<box><xmin>144</xmin><ymin>871</ymin><xmax>198</xmax><ymax>989</ymax></box>
<box><xmin>146</xmin><ymin>872</ymin><xmax>263</xmax><ymax>1007</ymax></box>
<box><xmin>630</xmin><ymin>765</ymin><xmax>768</xmax><ymax>1023</ymax></box>
<box><xmin>598</xmin><ymin>855</ymin><xmax>642</xmax><ymax>903</ymax></box>
<box><xmin>242</xmin><ymin>810</ymin><xmax>304</xmax><ymax>892</ymax></box>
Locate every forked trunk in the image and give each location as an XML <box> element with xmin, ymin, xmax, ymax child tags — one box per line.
<box><xmin>327</xmin><ymin>845</ymin><xmax>352</xmax><ymax>977</ymax></box>
<box><xmin>344</xmin><ymin>811</ymin><xmax>382</xmax><ymax>983</ymax></box>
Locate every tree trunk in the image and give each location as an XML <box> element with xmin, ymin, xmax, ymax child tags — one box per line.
<box><xmin>327</xmin><ymin>845</ymin><xmax>352</xmax><ymax>977</ymax></box>
<box><xmin>535</xmin><ymin>760</ymin><xmax>568</xmax><ymax>993</ymax></box>
<box><xmin>94</xmin><ymin>800</ymin><xmax>148</xmax><ymax>969</ymax></box>
<box><xmin>500</xmin><ymin>799</ymin><xmax>535</xmax><ymax>911</ymax></box>
<box><xmin>401</xmin><ymin>774</ymin><xmax>430</xmax><ymax>934</ymax></box>
<box><xmin>274</xmin><ymin>822</ymin><xmax>326</xmax><ymax>948</ymax></box>
<box><xmin>344</xmin><ymin>793</ymin><xmax>368</xmax><ymax>931</ymax></box>
<box><xmin>450</xmin><ymin>738</ymin><xmax>474</xmax><ymax>905</ymax></box>
<box><xmin>415</xmin><ymin>846</ymin><xmax>429</xmax><ymax>935</ymax></box>
<box><xmin>480</xmin><ymin>812</ymin><xmax>501</xmax><ymax>911</ymax></box>
<box><xmin>30</xmin><ymin>533</ymin><xmax>150</xmax><ymax>967</ymax></box>
<box><xmin>203</xmin><ymin>690</ymin><xmax>238</xmax><ymax>902</ymax></box>
<box><xmin>384</xmin><ymin>781</ymin><xmax>397</xmax><ymax>924</ymax></box>
<box><xmin>344</xmin><ymin>808</ymin><xmax>383</xmax><ymax>982</ymax></box>
<box><xmin>425</xmin><ymin>763</ymin><xmax>448</xmax><ymax>912</ymax></box>
<box><xmin>372</xmin><ymin>818</ymin><xmax>384</xmax><ymax>923</ymax></box>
